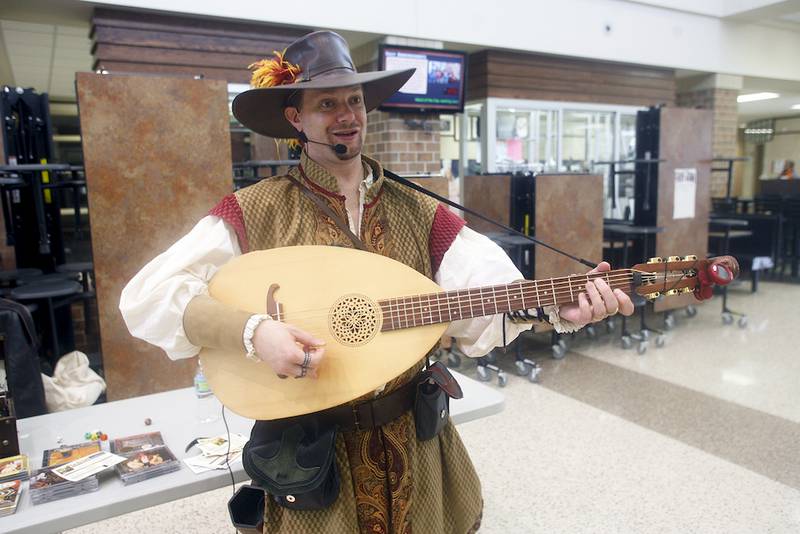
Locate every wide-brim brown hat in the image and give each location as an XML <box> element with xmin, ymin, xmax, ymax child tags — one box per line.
<box><xmin>232</xmin><ymin>31</ymin><xmax>414</xmax><ymax>139</ymax></box>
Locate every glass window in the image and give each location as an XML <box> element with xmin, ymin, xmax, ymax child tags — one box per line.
<box><xmin>495</xmin><ymin>108</ymin><xmax>557</xmax><ymax>173</ymax></box>
<box><xmin>609</xmin><ymin>113</ymin><xmax>638</xmax><ymax>220</ymax></box>
<box><xmin>562</xmin><ymin>110</ymin><xmax>614</xmax><ymax>171</ymax></box>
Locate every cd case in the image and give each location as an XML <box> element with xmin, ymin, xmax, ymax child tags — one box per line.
<box><xmin>42</xmin><ymin>441</ymin><xmax>101</xmax><ymax>468</ymax></box>
<box><xmin>0</xmin><ymin>454</ymin><xmax>28</xmax><ymax>483</ymax></box>
<box><xmin>111</xmin><ymin>432</ymin><xmax>180</xmax><ymax>484</ymax></box>
<box><xmin>0</xmin><ymin>479</ymin><xmax>21</xmax><ymax>516</ymax></box>
<box><xmin>28</xmin><ymin>468</ymin><xmax>99</xmax><ymax>505</ymax></box>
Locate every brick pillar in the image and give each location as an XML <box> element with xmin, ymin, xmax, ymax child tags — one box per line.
<box><xmin>364</xmin><ymin>110</ymin><xmax>441</xmax><ymax>175</ymax></box>
<box><xmin>676</xmin><ymin>74</ymin><xmax>742</xmax><ymax>198</ymax></box>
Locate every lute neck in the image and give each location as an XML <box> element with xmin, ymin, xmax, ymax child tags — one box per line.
<box><xmin>379</xmin><ymin>269</ymin><xmax>635</xmax><ymax>332</ymax></box>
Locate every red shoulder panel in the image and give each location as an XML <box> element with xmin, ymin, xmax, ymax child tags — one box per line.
<box><xmin>429</xmin><ymin>204</ymin><xmax>466</xmax><ymax>276</ymax></box>
<box><xmin>208</xmin><ymin>194</ymin><xmax>249</xmax><ymax>253</ymax></box>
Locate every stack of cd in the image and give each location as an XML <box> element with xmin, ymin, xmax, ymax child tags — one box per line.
<box><xmin>29</xmin><ymin>441</ymin><xmax>102</xmax><ymax>505</ymax></box>
<box><xmin>110</xmin><ymin>432</ymin><xmax>180</xmax><ymax>485</ymax></box>
<box><xmin>0</xmin><ymin>455</ymin><xmax>28</xmax><ymax>483</ymax></box>
<box><xmin>28</xmin><ymin>468</ymin><xmax>99</xmax><ymax>505</ymax></box>
<box><xmin>0</xmin><ymin>480</ymin><xmax>22</xmax><ymax>516</ymax></box>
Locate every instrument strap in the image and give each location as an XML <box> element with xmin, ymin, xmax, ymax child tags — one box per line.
<box><xmin>288</xmin><ymin>171</ymin><xmax>366</xmax><ymax>251</ymax></box>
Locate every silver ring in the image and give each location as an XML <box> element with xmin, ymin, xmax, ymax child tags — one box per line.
<box><xmin>295</xmin><ymin>349</ymin><xmax>311</xmax><ymax>379</ymax></box>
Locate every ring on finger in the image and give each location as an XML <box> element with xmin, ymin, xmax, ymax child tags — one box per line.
<box><xmin>295</xmin><ymin>349</ymin><xmax>312</xmax><ymax>379</ymax></box>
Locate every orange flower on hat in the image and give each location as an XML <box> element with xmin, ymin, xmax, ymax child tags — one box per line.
<box><xmin>248</xmin><ymin>50</ymin><xmax>302</xmax><ymax>89</ymax></box>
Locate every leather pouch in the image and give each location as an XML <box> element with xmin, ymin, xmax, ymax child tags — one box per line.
<box><xmin>243</xmin><ymin>420</ymin><xmax>340</xmax><ymax>511</ymax></box>
<box><xmin>414</xmin><ymin>361</ymin><xmax>464</xmax><ymax>441</ymax></box>
<box><xmin>228</xmin><ymin>484</ymin><xmax>265</xmax><ymax>534</ymax></box>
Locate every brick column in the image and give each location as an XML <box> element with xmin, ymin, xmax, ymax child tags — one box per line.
<box><xmin>364</xmin><ymin>110</ymin><xmax>441</xmax><ymax>175</ymax></box>
<box><xmin>677</xmin><ymin>74</ymin><xmax>742</xmax><ymax>198</ymax></box>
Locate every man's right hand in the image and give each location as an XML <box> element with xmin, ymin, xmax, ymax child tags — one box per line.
<box><xmin>251</xmin><ymin>321</ymin><xmax>326</xmax><ymax>379</ymax></box>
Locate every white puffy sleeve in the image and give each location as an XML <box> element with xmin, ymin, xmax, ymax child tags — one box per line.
<box><xmin>119</xmin><ymin>215</ymin><xmax>241</xmax><ymax>360</ymax></box>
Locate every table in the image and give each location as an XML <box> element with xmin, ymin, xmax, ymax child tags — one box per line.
<box><xmin>2</xmin><ymin>370</ymin><xmax>503</xmax><ymax>534</ymax></box>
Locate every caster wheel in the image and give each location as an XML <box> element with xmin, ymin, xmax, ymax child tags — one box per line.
<box><xmin>447</xmin><ymin>352</ymin><xmax>462</xmax><ymax>368</ymax></box>
<box><xmin>722</xmin><ymin>312</ymin><xmax>734</xmax><ymax>325</ymax></box>
<box><xmin>529</xmin><ymin>367</ymin><xmax>541</xmax><ymax>383</ymax></box>
<box><xmin>606</xmin><ymin>319</ymin><xmax>615</xmax><ymax>333</ymax></box>
<box><xmin>497</xmin><ymin>372</ymin><xmax>508</xmax><ymax>388</ymax></box>
<box><xmin>484</xmin><ymin>351</ymin><xmax>497</xmax><ymax>364</ymax></box>
<box><xmin>664</xmin><ymin>315</ymin><xmax>675</xmax><ymax>330</ymax></box>
<box><xmin>514</xmin><ymin>360</ymin><xmax>529</xmax><ymax>376</ymax></box>
<box><xmin>586</xmin><ymin>325</ymin><xmax>597</xmax><ymax>339</ymax></box>
<box><xmin>558</xmin><ymin>339</ymin><xmax>567</xmax><ymax>351</ymax></box>
<box><xmin>552</xmin><ymin>344</ymin><xmax>566</xmax><ymax>359</ymax></box>
<box><xmin>738</xmin><ymin>316</ymin><xmax>748</xmax><ymax>328</ymax></box>
<box><xmin>686</xmin><ymin>305</ymin><xmax>697</xmax><ymax>318</ymax></box>
<box><xmin>476</xmin><ymin>365</ymin><xmax>490</xmax><ymax>382</ymax></box>
<box><xmin>621</xmin><ymin>336</ymin><xmax>633</xmax><ymax>350</ymax></box>
<box><xmin>640</xmin><ymin>329</ymin><xmax>650</xmax><ymax>340</ymax></box>
<box><xmin>637</xmin><ymin>341</ymin><xmax>648</xmax><ymax>355</ymax></box>
<box><xmin>655</xmin><ymin>335</ymin><xmax>666</xmax><ymax>348</ymax></box>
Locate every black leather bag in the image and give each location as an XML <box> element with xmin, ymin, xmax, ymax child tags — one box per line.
<box><xmin>228</xmin><ymin>484</ymin><xmax>265</xmax><ymax>534</ymax></box>
<box><xmin>242</xmin><ymin>419</ymin><xmax>340</xmax><ymax>511</ymax></box>
<box><xmin>414</xmin><ymin>361</ymin><xmax>463</xmax><ymax>441</ymax></box>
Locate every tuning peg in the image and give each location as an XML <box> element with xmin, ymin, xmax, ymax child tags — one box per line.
<box><xmin>682</xmin><ymin>255</ymin><xmax>697</xmax><ymax>261</ymax></box>
<box><xmin>680</xmin><ymin>287</ymin><xmax>693</xmax><ymax>294</ymax></box>
<box><xmin>664</xmin><ymin>289</ymin><xmax>679</xmax><ymax>296</ymax></box>
<box><xmin>645</xmin><ymin>291</ymin><xmax>661</xmax><ymax>300</ymax></box>
<box><xmin>647</xmin><ymin>257</ymin><xmax>664</xmax><ymax>264</ymax></box>
<box><xmin>667</xmin><ymin>256</ymin><xmax>681</xmax><ymax>262</ymax></box>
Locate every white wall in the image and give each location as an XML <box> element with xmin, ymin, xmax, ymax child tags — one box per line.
<box><xmin>81</xmin><ymin>0</ymin><xmax>800</xmax><ymax>82</ymax></box>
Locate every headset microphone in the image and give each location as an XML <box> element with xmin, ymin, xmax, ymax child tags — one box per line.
<box><xmin>297</xmin><ymin>132</ymin><xmax>347</xmax><ymax>155</ymax></box>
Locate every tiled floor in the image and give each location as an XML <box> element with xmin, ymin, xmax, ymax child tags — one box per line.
<box><xmin>67</xmin><ymin>281</ymin><xmax>800</xmax><ymax>533</ymax></box>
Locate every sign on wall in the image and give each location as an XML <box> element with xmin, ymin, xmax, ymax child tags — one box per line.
<box><xmin>673</xmin><ymin>168</ymin><xmax>697</xmax><ymax>220</ymax></box>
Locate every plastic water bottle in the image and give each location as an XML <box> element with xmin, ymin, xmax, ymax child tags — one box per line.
<box><xmin>194</xmin><ymin>362</ymin><xmax>212</xmax><ymax>398</ymax></box>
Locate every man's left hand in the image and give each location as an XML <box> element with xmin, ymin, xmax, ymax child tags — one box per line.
<box><xmin>557</xmin><ymin>262</ymin><xmax>635</xmax><ymax>327</ymax></box>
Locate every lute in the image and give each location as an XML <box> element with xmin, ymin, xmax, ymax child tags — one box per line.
<box><xmin>200</xmin><ymin>246</ymin><xmax>739</xmax><ymax>420</ymax></box>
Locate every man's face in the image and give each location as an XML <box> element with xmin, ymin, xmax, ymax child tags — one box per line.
<box><xmin>284</xmin><ymin>85</ymin><xmax>367</xmax><ymax>162</ymax></box>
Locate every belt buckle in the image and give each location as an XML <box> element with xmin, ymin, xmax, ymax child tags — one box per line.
<box><xmin>351</xmin><ymin>403</ymin><xmax>361</xmax><ymax>432</ymax></box>
<box><xmin>352</xmin><ymin>402</ymin><xmax>375</xmax><ymax>431</ymax></box>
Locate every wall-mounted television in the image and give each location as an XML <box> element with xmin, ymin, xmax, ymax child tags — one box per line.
<box><xmin>378</xmin><ymin>45</ymin><xmax>467</xmax><ymax>114</ymax></box>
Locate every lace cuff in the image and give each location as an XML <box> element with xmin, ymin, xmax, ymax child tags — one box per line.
<box><xmin>506</xmin><ymin>305</ymin><xmax>584</xmax><ymax>334</ymax></box>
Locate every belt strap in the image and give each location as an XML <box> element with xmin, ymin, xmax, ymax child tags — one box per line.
<box><xmin>288</xmin><ymin>170</ymin><xmax>366</xmax><ymax>251</ymax></box>
<box><xmin>318</xmin><ymin>379</ymin><xmax>416</xmax><ymax>432</ymax></box>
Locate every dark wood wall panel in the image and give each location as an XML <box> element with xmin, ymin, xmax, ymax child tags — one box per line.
<box><xmin>76</xmin><ymin>73</ymin><xmax>234</xmax><ymax>400</ymax></box>
<box><xmin>468</xmin><ymin>50</ymin><xmax>675</xmax><ymax>106</ymax></box>
<box><xmin>91</xmin><ymin>8</ymin><xmax>309</xmax><ymax>82</ymax></box>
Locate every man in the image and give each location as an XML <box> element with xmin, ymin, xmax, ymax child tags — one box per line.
<box><xmin>120</xmin><ymin>31</ymin><xmax>633</xmax><ymax>533</ymax></box>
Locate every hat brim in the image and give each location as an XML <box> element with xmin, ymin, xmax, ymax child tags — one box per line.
<box><xmin>232</xmin><ymin>69</ymin><xmax>415</xmax><ymax>139</ymax></box>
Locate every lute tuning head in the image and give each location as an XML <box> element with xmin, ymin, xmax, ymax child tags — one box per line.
<box><xmin>632</xmin><ymin>255</ymin><xmax>739</xmax><ymax>302</ymax></box>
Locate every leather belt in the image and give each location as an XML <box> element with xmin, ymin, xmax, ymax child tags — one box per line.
<box><xmin>316</xmin><ymin>378</ymin><xmax>417</xmax><ymax>432</ymax></box>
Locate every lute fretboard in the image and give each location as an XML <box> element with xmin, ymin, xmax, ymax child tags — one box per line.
<box><xmin>379</xmin><ymin>269</ymin><xmax>636</xmax><ymax>331</ymax></box>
